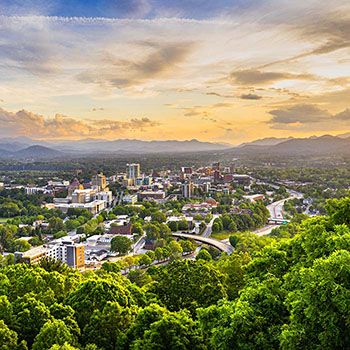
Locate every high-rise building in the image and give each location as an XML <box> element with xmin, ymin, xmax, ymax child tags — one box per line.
<box><xmin>212</xmin><ymin>162</ymin><xmax>220</xmax><ymax>171</ymax></box>
<box><xmin>127</xmin><ymin>163</ymin><xmax>140</xmax><ymax>179</ymax></box>
<box><xmin>92</xmin><ymin>173</ymin><xmax>107</xmax><ymax>191</ymax></box>
<box><xmin>230</xmin><ymin>162</ymin><xmax>237</xmax><ymax>174</ymax></box>
<box><xmin>182</xmin><ymin>182</ymin><xmax>194</xmax><ymax>198</ymax></box>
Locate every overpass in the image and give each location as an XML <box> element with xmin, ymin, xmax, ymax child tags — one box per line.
<box><xmin>172</xmin><ymin>233</ymin><xmax>234</xmax><ymax>255</ymax></box>
<box><xmin>268</xmin><ymin>218</ymin><xmax>290</xmax><ymax>225</ymax></box>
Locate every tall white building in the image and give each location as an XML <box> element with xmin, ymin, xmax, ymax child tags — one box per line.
<box><xmin>182</xmin><ymin>182</ymin><xmax>194</xmax><ymax>198</ymax></box>
<box><xmin>127</xmin><ymin>163</ymin><xmax>140</xmax><ymax>179</ymax></box>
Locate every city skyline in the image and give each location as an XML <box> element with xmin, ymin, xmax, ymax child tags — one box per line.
<box><xmin>1</xmin><ymin>0</ymin><xmax>350</xmax><ymax>144</ymax></box>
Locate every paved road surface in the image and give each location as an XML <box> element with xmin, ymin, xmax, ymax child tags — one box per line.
<box><xmin>172</xmin><ymin>232</ymin><xmax>234</xmax><ymax>255</ymax></box>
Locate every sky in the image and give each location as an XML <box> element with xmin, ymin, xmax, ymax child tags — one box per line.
<box><xmin>1</xmin><ymin>0</ymin><xmax>350</xmax><ymax>144</ymax></box>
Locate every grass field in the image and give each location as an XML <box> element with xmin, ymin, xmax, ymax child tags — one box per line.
<box><xmin>210</xmin><ymin>231</ymin><xmax>231</xmax><ymax>240</ymax></box>
<box><xmin>0</xmin><ymin>218</ymin><xmax>9</xmax><ymax>223</ymax></box>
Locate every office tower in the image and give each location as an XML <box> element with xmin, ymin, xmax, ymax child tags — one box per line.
<box><xmin>182</xmin><ymin>182</ymin><xmax>194</xmax><ymax>198</ymax></box>
<box><xmin>127</xmin><ymin>163</ymin><xmax>140</xmax><ymax>179</ymax></box>
<box><xmin>92</xmin><ymin>173</ymin><xmax>106</xmax><ymax>191</ymax></box>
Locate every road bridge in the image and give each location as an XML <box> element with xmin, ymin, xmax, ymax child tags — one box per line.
<box><xmin>172</xmin><ymin>233</ymin><xmax>234</xmax><ymax>255</ymax></box>
<box><xmin>268</xmin><ymin>218</ymin><xmax>290</xmax><ymax>225</ymax></box>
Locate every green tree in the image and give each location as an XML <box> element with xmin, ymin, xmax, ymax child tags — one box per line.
<box><xmin>168</xmin><ymin>240</ymin><xmax>183</xmax><ymax>257</ymax></box>
<box><xmin>14</xmin><ymin>294</ymin><xmax>51</xmax><ymax>347</ymax></box>
<box><xmin>49</xmin><ymin>343</ymin><xmax>79</xmax><ymax>350</ymax></box>
<box><xmin>83</xmin><ymin>301</ymin><xmax>137</xmax><ymax>350</ymax></box>
<box><xmin>151</xmin><ymin>212</ymin><xmax>167</xmax><ymax>224</ymax></box>
<box><xmin>196</xmin><ymin>249</ymin><xmax>212</xmax><ymax>261</ymax></box>
<box><xmin>66</xmin><ymin>278</ymin><xmax>133</xmax><ymax>330</ymax></box>
<box><xmin>11</xmin><ymin>239</ymin><xmax>31</xmax><ymax>252</ymax></box>
<box><xmin>130</xmin><ymin>310</ymin><xmax>206</xmax><ymax>350</ymax></box>
<box><xmin>32</xmin><ymin>320</ymin><xmax>75</xmax><ymax>350</ymax></box>
<box><xmin>148</xmin><ymin>260</ymin><xmax>226</xmax><ymax>314</ymax></box>
<box><xmin>178</xmin><ymin>220</ymin><xmax>189</xmax><ymax>231</ymax></box>
<box><xmin>111</xmin><ymin>236</ymin><xmax>132</xmax><ymax>256</ymax></box>
<box><xmin>138</xmin><ymin>254</ymin><xmax>152</xmax><ymax>267</ymax></box>
<box><xmin>154</xmin><ymin>247</ymin><xmax>163</xmax><ymax>262</ymax></box>
<box><xmin>48</xmin><ymin>217</ymin><xmax>65</xmax><ymax>233</ymax></box>
<box><xmin>167</xmin><ymin>221</ymin><xmax>178</xmax><ymax>232</ymax></box>
<box><xmin>0</xmin><ymin>319</ymin><xmax>18</xmax><ymax>350</ymax></box>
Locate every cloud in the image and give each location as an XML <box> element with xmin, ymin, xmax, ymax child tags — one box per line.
<box><xmin>0</xmin><ymin>107</ymin><xmax>159</xmax><ymax>138</ymax></box>
<box><xmin>77</xmin><ymin>41</ymin><xmax>195</xmax><ymax>89</ymax></box>
<box><xmin>240</xmin><ymin>93</ymin><xmax>263</xmax><ymax>100</ymax></box>
<box><xmin>206</xmin><ymin>92</ymin><xmax>235</xmax><ymax>98</ymax></box>
<box><xmin>230</xmin><ymin>69</ymin><xmax>315</xmax><ymax>86</ymax></box>
<box><xmin>267</xmin><ymin>104</ymin><xmax>331</xmax><ymax>124</ymax></box>
<box><xmin>178</xmin><ymin>102</ymin><xmax>234</xmax><ymax>117</ymax></box>
<box><xmin>266</xmin><ymin>104</ymin><xmax>350</xmax><ymax>130</ymax></box>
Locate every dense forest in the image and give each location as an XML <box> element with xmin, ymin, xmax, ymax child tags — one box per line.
<box><xmin>1</xmin><ymin>196</ymin><xmax>350</xmax><ymax>349</ymax></box>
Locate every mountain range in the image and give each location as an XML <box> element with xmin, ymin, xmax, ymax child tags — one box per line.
<box><xmin>0</xmin><ymin>138</ymin><xmax>229</xmax><ymax>159</ymax></box>
<box><xmin>1</xmin><ymin>134</ymin><xmax>350</xmax><ymax>159</ymax></box>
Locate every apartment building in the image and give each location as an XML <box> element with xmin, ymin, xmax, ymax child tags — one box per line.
<box><xmin>16</xmin><ymin>240</ymin><xmax>85</xmax><ymax>268</ymax></box>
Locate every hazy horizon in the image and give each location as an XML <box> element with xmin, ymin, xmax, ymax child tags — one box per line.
<box><xmin>1</xmin><ymin>0</ymin><xmax>350</xmax><ymax>143</ymax></box>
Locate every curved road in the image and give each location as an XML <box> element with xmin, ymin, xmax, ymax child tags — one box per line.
<box><xmin>172</xmin><ymin>232</ymin><xmax>234</xmax><ymax>255</ymax></box>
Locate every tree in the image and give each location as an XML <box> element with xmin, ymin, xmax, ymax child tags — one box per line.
<box><xmin>162</xmin><ymin>246</ymin><xmax>172</xmax><ymax>260</ymax></box>
<box><xmin>127</xmin><ymin>269</ymin><xmax>152</xmax><ymax>287</ymax></box>
<box><xmin>138</xmin><ymin>254</ymin><xmax>152</xmax><ymax>267</ymax></box>
<box><xmin>281</xmin><ymin>250</ymin><xmax>350</xmax><ymax>350</ymax></box>
<box><xmin>48</xmin><ymin>217</ymin><xmax>65</xmax><ymax>233</ymax></box>
<box><xmin>180</xmin><ymin>240</ymin><xmax>196</xmax><ymax>254</ymax></box>
<box><xmin>151</xmin><ymin>212</ymin><xmax>166</xmax><ymax>224</ymax></box>
<box><xmin>144</xmin><ymin>224</ymin><xmax>160</xmax><ymax>241</ymax></box>
<box><xmin>14</xmin><ymin>294</ymin><xmax>51</xmax><ymax>347</ymax></box>
<box><xmin>169</xmin><ymin>240</ymin><xmax>183</xmax><ymax>257</ymax></box>
<box><xmin>154</xmin><ymin>247</ymin><xmax>163</xmax><ymax>262</ymax></box>
<box><xmin>229</xmin><ymin>235</ymin><xmax>241</xmax><ymax>248</ymax></box>
<box><xmin>49</xmin><ymin>343</ymin><xmax>79</xmax><ymax>350</ymax></box>
<box><xmin>111</xmin><ymin>236</ymin><xmax>132</xmax><ymax>256</ymax></box>
<box><xmin>167</xmin><ymin>221</ymin><xmax>178</xmax><ymax>232</ymax></box>
<box><xmin>83</xmin><ymin>301</ymin><xmax>137</xmax><ymax>350</ymax></box>
<box><xmin>196</xmin><ymin>249</ymin><xmax>212</xmax><ymax>261</ymax></box>
<box><xmin>0</xmin><ymin>319</ymin><xmax>18</xmax><ymax>349</ymax></box>
<box><xmin>11</xmin><ymin>239</ymin><xmax>31</xmax><ymax>252</ymax></box>
<box><xmin>132</xmin><ymin>223</ymin><xmax>143</xmax><ymax>235</ymax></box>
<box><xmin>159</xmin><ymin>224</ymin><xmax>171</xmax><ymax>238</ymax></box>
<box><xmin>145</xmin><ymin>250</ymin><xmax>155</xmax><ymax>262</ymax></box>
<box><xmin>32</xmin><ymin>320</ymin><xmax>76</xmax><ymax>350</ymax></box>
<box><xmin>198</xmin><ymin>276</ymin><xmax>288</xmax><ymax>350</ymax></box>
<box><xmin>65</xmin><ymin>220</ymin><xmax>80</xmax><ymax>231</ymax></box>
<box><xmin>148</xmin><ymin>260</ymin><xmax>226</xmax><ymax>314</ymax></box>
<box><xmin>129</xmin><ymin>310</ymin><xmax>206</xmax><ymax>350</ymax></box>
<box><xmin>124</xmin><ymin>256</ymin><xmax>135</xmax><ymax>272</ymax></box>
<box><xmin>178</xmin><ymin>220</ymin><xmax>189</xmax><ymax>231</ymax></box>
<box><xmin>66</xmin><ymin>279</ymin><xmax>133</xmax><ymax>330</ymax></box>
<box><xmin>39</xmin><ymin>257</ymin><xmax>69</xmax><ymax>274</ymax></box>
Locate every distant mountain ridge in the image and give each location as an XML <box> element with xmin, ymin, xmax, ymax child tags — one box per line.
<box><xmin>238</xmin><ymin>137</ymin><xmax>294</xmax><ymax>147</ymax></box>
<box><xmin>228</xmin><ymin>135</ymin><xmax>350</xmax><ymax>157</ymax></box>
<box><xmin>0</xmin><ymin>138</ymin><xmax>230</xmax><ymax>158</ymax></box>
<box><xmin>1</xmin><ymin>135</ymin><xmax>350</xmax><ymax>159</ymax></box>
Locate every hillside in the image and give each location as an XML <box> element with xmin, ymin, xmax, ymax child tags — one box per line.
<box><xmin>14</xmin><ymin>145</ymin><xmax>64</xmax><ymax>159</ymax></box>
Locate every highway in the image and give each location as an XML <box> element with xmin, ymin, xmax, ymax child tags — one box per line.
<box><xmin>202</xmin><ymin>215</ymin><xmax>220</xmax><ymax>238</ymax></box>
<box><xmin>172</xmin><ymin>232</ymin><xmax>234</xmax><ymax>255</ymax></box>
<box><xmin>267</xmin><ymin>190</ymin><xmax>303</xmax><ymax>220</ymax></box>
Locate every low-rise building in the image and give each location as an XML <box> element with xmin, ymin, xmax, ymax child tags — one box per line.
<box><xmin>123</xmin><ymin>194</ymin><xmax>138</xmax><ymax>205</ymax></box>
<box><xmin>16</xmin><ymin>240</ymin><xmax>85</xmax><ymax>268</ymax></box>
<box><xmin>109</xmin><ymin>222</ymin><xmax>133</xmax><ymax>235</ymax></box>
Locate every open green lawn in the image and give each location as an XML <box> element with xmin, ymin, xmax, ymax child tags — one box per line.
<box><xmin>0</xmin><ymin>218</ymin><xmax>9</xmax><ymax>223</ymax></box>
<box><xmin>210</xmin><ymin>231</ymin><xmax>231</xmax><ymax>240</ymax></box>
